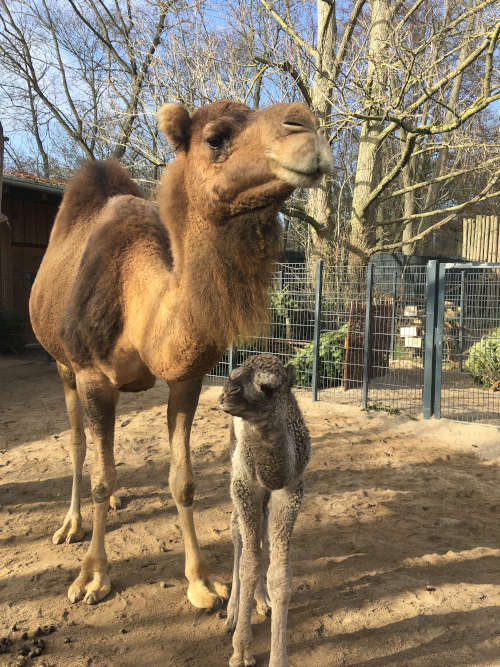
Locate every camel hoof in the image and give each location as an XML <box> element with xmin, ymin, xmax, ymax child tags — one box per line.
<box><xmin>109</xmin><ymin>494</ymin><xmax>122</xmax><ymax>510</ymax></box>
<box><xmin>187</xmin><ymin>580</ymin><xmax>225</xmax><ymax>609</ymax></box>
<box><xmin>213</xmin><ymin>580</ymin><xmax>230</xmax><ymax>599</ymax></box>
<box><xmin>68</xmin><ymin>571</ymin><xmax>111</xmax><ymax>605</ymax></box>
<box><xmin>52</xmin><ymin>518</ymin><xmax>85</xmax><ymax>545</ymax></box>
<box><xmin>226</xmin><ymin>595</ymin><xmax>239</xmax><ymax>634</ymax></box>
<box><xmin>256</xmin><ymin>599</ymin><xmax>272</xmax><ymax>617</ymax></box>
<box><xmin>229</xmin><ymin>655</ymin><xmax>255</xmax><ymax>667</ymax></box>
<box><xmin>256</xmin><ymin>596</ymin><xmax>272</xmax><ymax>617</ymax></box>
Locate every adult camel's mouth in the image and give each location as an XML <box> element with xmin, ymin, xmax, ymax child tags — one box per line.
<box><xmin>273</xmin><ymin>163</ymin><xmax>325</xmax><ymax>187</ymax></box>
<box><xmin>267</xmin><ymin>148</ymin><xmax>333</xmax><ymax>188</ymax></box>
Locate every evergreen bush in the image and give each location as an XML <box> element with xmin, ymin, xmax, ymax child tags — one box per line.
<box><xmin>286</xmin><ymin>324</ymin><xmax>348</xmax><ymax>388</ymax></box>
<box><xmin>465</xmin><ymin>328</ymin><xmax>500</xmax><ymax>388</ymax></box>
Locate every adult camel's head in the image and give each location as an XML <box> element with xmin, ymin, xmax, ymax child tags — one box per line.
<box><xmin>157</xmin><ymin>100</ymin><xmax>332</xmax><ymax>225</ymax></box>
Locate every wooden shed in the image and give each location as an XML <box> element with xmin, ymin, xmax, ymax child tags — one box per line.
<box><xmin>0</xmin><ymin>173</ymin><xmax>64</xmax><ymax>337</ymax></box>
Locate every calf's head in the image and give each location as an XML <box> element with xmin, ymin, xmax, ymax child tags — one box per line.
<box><xmin>220</xmin><ymin>354</ymin><xmax>295</xmax><ymax>421</ymax></box>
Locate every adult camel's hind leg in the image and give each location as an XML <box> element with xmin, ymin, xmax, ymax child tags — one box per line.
<box><xmin>167</xmin><ymin>377</ymin><xmax>229</xmax><ymax>609</ymax></box>
<box><xmin>67</xmin><ymin>369</ymin><xmax>118</xmax><ymax>605</ymax></box>
<box><xmin>53</xmin><ymin>362</ymin><xmax>86</xmax><ymax>544</ymax></box>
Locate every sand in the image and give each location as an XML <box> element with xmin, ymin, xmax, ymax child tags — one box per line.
<box><xmin>1</xmin><ymin>353</ymin><xmax>500</xmax><ymax>666</ymax></box>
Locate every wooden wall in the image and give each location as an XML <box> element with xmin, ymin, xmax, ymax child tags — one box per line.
<box><xmin>462</xmin><ymin>216</ymin><xmax>500</xmax><ymax>262</ymax></box>
<box><xmin>0</xmin><ymin>182</ymin><xmax>62</xmax><ymax>337</ymax></box>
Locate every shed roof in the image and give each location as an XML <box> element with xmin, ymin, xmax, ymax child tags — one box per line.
<box><xmin>3</xmin><ymin>172</ymin><xmax>65</xmax><ymax>195</ymax></box>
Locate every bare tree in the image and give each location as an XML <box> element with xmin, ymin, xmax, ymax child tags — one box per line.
<box><xmin>260</xmin><ymin>0</ymin><xmax>500</xmax><ymax>261</ymax></box>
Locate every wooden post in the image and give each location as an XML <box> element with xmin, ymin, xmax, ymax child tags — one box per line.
<box><xmin>480</xmin><ymin>215</ymin><xmax>487</xmax><ymax>261</ymax></box>
<box><xmin>486</xmin><ymin>216</ymin><xmax>492</xmax><ymax>262</ymax></box>
<box><xmin>473</xmin><ymin>216</ymin><xmax>479</xmax><ymax>261</ymax></box>
<box><xmin>483</xmin><ymin>216</ymin><xmax>487</xmax><ymax>261</ymax></box>
<box><xmin>493</xmin><ymin>216</ymin><xmax>499</xmax><ymax>262</ymax></box>
<box><xmin>463</xmin><ymin>218</ymin><xmax>470</xmax><ymax>259</ymax></box>
<box><xmin>476</xmin><ymin>215</ymin><xmax>484</xmax><ymax>261</ymax></box>
<box><xmin>489</xmin><ymin>216</ymin><xmax>495</xmax><ymax>262</ymax></box>
<box><xmin>471</xmin><ymin>217</ymin><xmax>476</xmax><ymax>261</ymax></box>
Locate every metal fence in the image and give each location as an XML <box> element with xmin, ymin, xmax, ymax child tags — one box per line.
<box><xmin>208</xmin><ymin>260</ymin><xmax>500</xmax><ymax>426</ymax></box>
<box><xmin>426</xmin><ymin>262</ymin><xmax>500</xmax><ymax>425</ymax></box>
<box><xmin>2</xmin><ymin>263</ymin><xmax>499</xmax><ymax>425</ymax></box>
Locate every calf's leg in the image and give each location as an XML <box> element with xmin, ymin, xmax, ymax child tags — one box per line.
<box><xmin>229</xmin><ymin>481</ymin><xmax>266</xmax><ymax>667</ymax></box>
<box><xmin>267</xmin><ymin>481</ymin><xmax>304</xmax><ymax>667</ymax></box>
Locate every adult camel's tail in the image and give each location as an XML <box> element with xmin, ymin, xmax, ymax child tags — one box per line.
<box><xmin>52</xmin><ymin>159</ymin><xmax>145</xmax><ymax>236</ymax></box>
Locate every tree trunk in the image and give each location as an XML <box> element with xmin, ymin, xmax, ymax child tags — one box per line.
<box><xmin>305</xmin><ymin>0</ymin><xmax>336</xmax><ymax>262</ymax></box>
<box><xmin>401</xmin><ymin>131</ymin><xmax>415</xmax><ymax>255</ymax></box>
<box><xmin>348</xmin><ymin>0</ymin><xmax>390</xmax><ymax>263</ymax></box>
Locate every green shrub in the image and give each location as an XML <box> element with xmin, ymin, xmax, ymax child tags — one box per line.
<box><xmin>269</xmin><ymin>288</ymin><xmax>298</xmax><ymax>340</ymax></box>
<box><xmin>286</xmin><ymin>324</ymin><xmax>348</xmax><ymax>388</ymax></box>
<box><xmin>0</xmin><ymin>309</ymin><xmax>27</xmax><ymax>354</ymax></box>
<box><xmin>465</xmin><ymin>328</ymin><xmax>500</xmax><ymax>388</ymax></box>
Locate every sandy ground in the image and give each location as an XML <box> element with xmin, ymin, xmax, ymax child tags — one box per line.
<box><xmin>2</xmin><ymin>354</ymin><xmax>500</xmax><ymax>667</ymax></box>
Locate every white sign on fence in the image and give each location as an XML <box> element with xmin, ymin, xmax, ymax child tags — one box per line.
<box><xmin>405</xmin><ymin>336</ymin><xmax>422</xmax><ymax>349</ymax></box>
<box><xmin>400</xmin><ymin>326</ymin><xmax>418</xmax><ymax>337</ymax></box>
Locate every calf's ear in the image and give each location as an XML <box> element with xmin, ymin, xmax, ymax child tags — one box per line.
<box><xmin>157</xmin><ymin>103</ymin><xmax>191</xmax><ymax>152</ymax></box>
<box><xmin>286</xmin><ymin>364</ymin><xmax>296</xmax><ymax>388</ymax></box>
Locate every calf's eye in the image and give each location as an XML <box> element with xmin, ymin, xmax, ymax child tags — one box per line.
<box><xmin>260</xmin><ymin>384</ymin><xmax>275</xmax><ymax>398</ymax></box>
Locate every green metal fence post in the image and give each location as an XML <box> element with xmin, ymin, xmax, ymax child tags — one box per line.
<box><xmin>311</xmin><ymin>259</ymin><xmax>323</xmax><ymax>402</ymax></box>
<box><xmin>433</xmin><ymin>263</ymin><xmax>446</xmax><ymax>419</ymax></box>
<box><xmin>362</xmin><ymin>263</ymin><xmax>374</xmax><ymax>410</ymax></box>
<box><xmin>422</xmin><ymin>260</ymin><xmax>439</xmax><ymax>418</ymax></box>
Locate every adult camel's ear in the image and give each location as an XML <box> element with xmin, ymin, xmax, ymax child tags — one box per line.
<box><xmin>157</xmin><ymin>103</ymin><xmax>191</xmax><ymax>152</ymax></box>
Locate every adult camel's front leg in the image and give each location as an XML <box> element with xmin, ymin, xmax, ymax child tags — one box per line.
<box><xmin>67</xmin><ymin>369</ymin><xmax>118</xmax><ymax>605</ymax></box>
<box><xmin>53</xmin><ymin>362</ymin><xmax>86</xmax><ymax>545</ymax></box>
<box><xmin>167</xmin><ymin>377</ymin><xmax>229</xmax><ymax>609</ymax></box>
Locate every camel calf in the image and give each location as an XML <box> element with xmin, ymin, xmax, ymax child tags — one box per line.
<box><xmin>220</xmin><ymin>354</ymin><xmax>310</xmax><ymax>667</ymax></box>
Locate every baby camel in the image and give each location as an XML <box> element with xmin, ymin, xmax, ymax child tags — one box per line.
<box><xmin>220</xmin><ymin>354</ymin><xmax>310</xmax><ymax>667</ymax></box>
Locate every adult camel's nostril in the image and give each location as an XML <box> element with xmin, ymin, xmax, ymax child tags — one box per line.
<box><xmin>282</xmin><ymin>117</ymin><xmax>314</xmax><ymax>133</ymax></box>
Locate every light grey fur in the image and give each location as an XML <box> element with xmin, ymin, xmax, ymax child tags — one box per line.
<box><xmin>220</xmin><ymin>354</ymin><xmax>311</xmax><ymax>667</ymax></box>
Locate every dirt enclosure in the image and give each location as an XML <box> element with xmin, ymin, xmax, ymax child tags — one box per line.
<box><xmin>2</xmin><ymin>354</ymin><xmax>500</xmax><ymax>666</ymax></box>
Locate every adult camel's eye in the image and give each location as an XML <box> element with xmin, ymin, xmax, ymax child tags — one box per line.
<box><xmin>206</xmin><ymin>134</ymin><xmax>225</xmax><ymax>150</ymax></box>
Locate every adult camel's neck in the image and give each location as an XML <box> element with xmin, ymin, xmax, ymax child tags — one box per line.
<box><xmin>143</xmin><ymin>175</ymin><xmax>281</xmax><ymax>381</ymax></box>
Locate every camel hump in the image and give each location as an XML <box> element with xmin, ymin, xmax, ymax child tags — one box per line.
<box><xmin>55</xmin><ymin>159</ymin><xmax>145</xmax><ymax>233</ymax></box>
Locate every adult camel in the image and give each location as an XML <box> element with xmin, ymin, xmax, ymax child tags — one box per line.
<box><xmin>29</xmin><ymin>100</ymin><xmax>332</xmax><ymax>608</ymax></box>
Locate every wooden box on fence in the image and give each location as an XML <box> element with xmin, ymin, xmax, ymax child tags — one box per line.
<box><xmin>399</xmin><ymin>306</ymin><xmax>424</xmax><ymax>354</ymax></box>
<box><xmin>343</xmin><ymin>299</ymin><xmax>393</xmax><ymax>390</ymax></box>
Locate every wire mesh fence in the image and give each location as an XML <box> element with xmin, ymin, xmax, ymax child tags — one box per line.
<box><xmin>208</xmin><ymin>261</ymin><xmax>429</xmax><ymax>417</ymax></box>
<box><xmin>207</xmin><ymin>260</ymin><xmax>500</xmax><ymax>425</ymax></box>
<box><xmin>439</xmin><ymin>265</ymin><xmax>500</xmax><ymax>425</ymax></box>
<box><xmin>209</xmin><ymin>264</ymin><xmax>316</xmax><ymax>385</ymax></box>
<box><xmin>366</xmin><ymin>264</ymin><xmax>427</xmax><ymax>415</ymax></box>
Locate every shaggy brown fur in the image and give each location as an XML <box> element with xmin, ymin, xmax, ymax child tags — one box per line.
<box><xmin>29</xmin><ymin>100</ymin><xmax>332</xmax><ymax>610</ymax></box>
<box><xmin>60</xmin><ymin>195</ymin><xmax>171</xmax><ymax>367</ymax></box>
<box><xmin>51</xmin><ymin>159</ymin><xmax>145</xmax><ymax>238</ymax></box>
